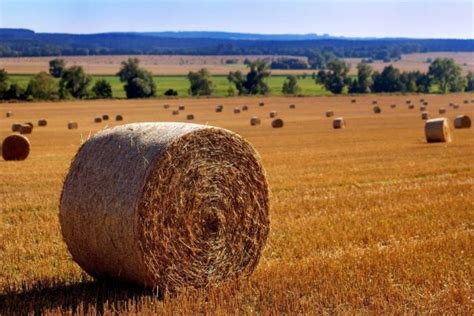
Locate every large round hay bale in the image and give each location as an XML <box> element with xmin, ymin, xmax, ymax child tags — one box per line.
<box><xmin>373</xmin><ymin>106</ymin><xmax>381</xmax><ymax>114</ymax></box>
<box><xmin>38</xmin><ymin>119</ymin><xmax>48</xmax><ymax>126</ymax></box>
<box><xmin>172</xmin><ymin>110</ymin><xmax>179</xmax><ymax>116</ymax></box>
<box><xmin>102</xmin><ymin>115</ymin><xmax>109</xmax><ymax>121</ymax></box>
<box><xmin>425</xmin><ymin>118</ymin><xmax>452</xmax><ymax>143</ymax></box>
<box><xmin>178</xmin><ymin>105</ymin><xmax>185</xmax><ymax>111</ymax></box>
<box><xmin>59</xmin><ymin>123</ymin><xmax>269</xmax><ymax>291</ymax></box>
<box><xmin>421</xmin><ymin>112</ymin><xmax>429</xmax><ymax>120</ymax></box>
<box><xmin>250</xmin><ymin>116</ymin><xmax>261</xmax><ymax>126</ymax></box>
<box><xmin>215</xmin><ymin>105</ymin><xmax>223</xmax><ymax>112</ymax></box>
<box><xmin>454</xmin><ymin>115</ymin><xmax>471</xmax><ymax>129</ymax></box>
<box><xmin>186</xmin><ymin>114</ymin><xmax>195</xmax><ymax>120</ymax></box>
<box><xmin>439</xmin><ymin>108</ymin><xmax>446</xmax><ymax>114</ymax></box>
<box><xmin>269</xmin><ymin>111</ymin><xmax>277</xmax><ymax>118</ymax></box>
<box><xmin>11</xmin><ymin>123</ymin><xmax>22</xmax><ymax>132</ymax></box>
<box><xmin>333</xmin><ymin>117</ymin><xmax>345</xmax><ymax>129</ymax></box>
<box><xmin>94</xmin><ymin>117</ymin><xmax>102</xmax><ymax>123</ymax></box>
<box><xmin>6</xmin><ymin>111</ymin><xmax>13</xmax><ymax>118</ymax></box>
<box><xmin>271</xmin><ymin>118</ymin><xmax>284</xmax><ymax>128</ymax></box>
<box><xmin>325</xmin><ymin>111</ymin><xmax>334</xmax><ymax>118</ymax></box>
<box><xmin>2</xmin><ymin>134</ymin><xmax>30</xmax><ymax>161</ymax></box>
<box><xmin>20</xmin><ymin>124</ymin><xmax>32</xmax><ymax>134</ymax></box>
<box><xmin>115</xmin><ymin>115</ymin><xmax>123</xmax><ymax>121</ymax></box>
<box><xmin>289</xmin><ymin>104</ymin><xmax>296</xmax><ymax>109</ymax></box>
<box><xmin>68</xmin><ymin>121</ymin><xmax>78</xmax><ymax>130</ymax></box>
<box><xmin>234</xmin><ymin>108</ymin><xmax>241</xmax><ymax>114</ymax></box>
<box><xmin>242</xmin><ymin>105</ymin><xmax>249</xmax><ymax>111</ymax></box>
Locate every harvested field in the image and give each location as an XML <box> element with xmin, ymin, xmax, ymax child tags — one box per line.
<box><xmin>0</xmin><ymin>93</ymin><xmax>473</xmax><ymax>314</ymax></box>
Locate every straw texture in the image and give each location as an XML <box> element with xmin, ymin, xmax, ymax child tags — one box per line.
<box><xmin>454</xmin><ymin>115</ymin><xmax>471</xmax><ymax>129</ymax></box>
<box><xmin>425</xmin><ymin>118</ymin><xmax>452</xmax><ymax>143</ymax></box>
<box><xmin>60</xmin><ymin>123</ymin><xmax>270</xmax><ymax>292</ymax></box>
<box><xmin>2</xmin><ymin>134</ymin><xmax>30</xmax><ymax>161</ymax></box>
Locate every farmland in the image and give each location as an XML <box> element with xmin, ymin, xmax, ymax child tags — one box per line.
<box><xmin>1</xmin><ymin>94</ymin><xmax>473</xmax><ymax>313</ymax></box>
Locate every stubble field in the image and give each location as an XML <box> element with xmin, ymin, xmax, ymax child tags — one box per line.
<box><xmin>0</xmin><ymin>94</ymin><xmax>473</xmax><ymax>314</ymax></box>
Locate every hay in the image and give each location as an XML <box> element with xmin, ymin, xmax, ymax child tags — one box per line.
<box><xmin>438</xmin><ymin>108</ymin><xmax>446</xmax><ymax>114</ymax></box>
<box><xmin>25</xmin><ymin>122</ymin><xmax>34</xmax><ymax>128</ymax></box>
<box><xmin>420</xmin><ymin>98</ymin><xmax>425</xmax><ymax>103</ymax></box>
<box><xmin>453</xmin><ymin>104</ymin><xmax>460</xmax><ymax>110</ymax></box>
<box><xmin>11</xmin><ymin>123</ymin><xmax>22</xmax><ymax>132</ymax></box>
<box><xmin>454</xmin><ymin>115</ymin><xmax>471</xmax><ymax>129</ymax></box>
<box><xmin>423</xmin><ymin>102</ymin><xmax>428</xmax><ymax>106</ymax></box>
<box><xmin>186</xmin><ymin>114</ymin><xmax>195</xmax><ymax>120</ymax></box>
<box><xmin>38</xmin><ymin>119</ymin><xmax>48</xmax><ymax>126</ymax></box>
<box><xmin>421</xmin><ymin>112</ymin><xmax>429</xmax><ymax>120</ymax></box>
<box><xmin>333</xmin><ymin>117</ymin><xmax>345</xmax><ymax>129</ymax></box>
<box><xmin>20</xmin><ymin>124</ymin><xmax>32</xmax><ymax>134</ymax></box>
<box><xmin>259</xmin><ymin>102</ymin><xmax>265</xmax><ymax>107</ymax></box>
<box><xmin>234</xmin><ymin>108</ymin><xmax>241</xmax><ymax>114</ymax></box>
<box><xmin>94</xmin><ymin>117</ymin><xmax>103</xmax><ymax>123</ymax></box>
<box><xmin>215</xmin><ymin>105</ymin><xmax>223</xmax><ymax>112</ymax></box>
<box><xmin>269</xmin><ymin>111</ymin><xmax>277</xmax><ymax>118</ymax></box>
<box><xmin>178</xmin><ymin>105</ymin><xmax>185</xmax><ymax>111</ymax></box>
<box><xmin>372</xmin><ymin>100</ymin><xmax>378</xmax><ymax>105</ymax></box>
<box><xmin>289</xmin><ymin>104</ymin><xmax>296</xmax><ymax>109</ymax></box>
<box><xmin>390</xmin><ymin>104</ymin><xmax>396</xmax><ymax>109</ymax></box>
<box><xmin>408</xmin><ymin>104</ymin><xmax>415</xmax><ymax>109</ymax></box>
<box><xmin>59</xmin><ymin>123</ymin><xmax>270</xmax><ymax>291</ymax></box>
<box><xmin>116</xmin><ymin>115</ymin><xmax>124</xmax><ymax>121</ymax></box>
<box><xmin>464</xmin><ymin>100</ymin><xmax>469</xmax><ymax>104</ymax></box>
<box><xmin>351</xmin><ymin>99</ymin><xmax>356</xmax><ymax>103</ymax></box>
<box><xmin>2</xmin><ymin>134</ymin><xmax>30</xmax><ymax>161</ymax></box>
<box><xmin>420</xmin><ymin>105</ymin><xmax>427</xmax><ymax>111</ymax></box>
<box><xmin>250</xmin><ymin>116</ymin><xmax>261</xmax><ymax>126</ymax></box>
<box><xmin>271</xmin><ymin>118</ymin><xmax>284</xmax><ymax>128</ymax></box>
<box><xmin>242</xmin><ymin>105</ymin><xmax>249</xmax><ymax>111</ymax></box>
<box><xmin>406</xmin><ymin>100</ymin><xmax>412</xmax><ymax>105</ymax></box>
<box><xmin>6</xmin><ymin>111</ymin><xmax>13</xmax><ymax>118</ymax></box>
<box><xmin>172</xmin><ymin>110</ymin><xmax>179</xmax><ymax>116</ymax></box>
<box><xmin>102</xmin><ymin>115</ymin><xmax>109</xmax><ymax>121</ymax></box>
<box><xmin>425</xmin><ymin>118</ymin><xmax>452</xmax><ymax>143</ymax></box>
<box><xmin>373</xmin><ymin>106</ymin><xmax>381</xmax><ymax>114</ymax></box>
<box><xmin>325</xmin><ymin>111</ymin><xmax>334</xmax><ymax>118</ymax></box>
<box><xmin>163</xmin><ymin>104</ymin><xmax>170</xmax><ymax>109</ymax></box>
<box><xmin>68</xmin><ymin>122</ymin><xmax>78</xmax><ymax>130</ymax></box>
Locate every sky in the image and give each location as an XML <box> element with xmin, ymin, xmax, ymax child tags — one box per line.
<box><xmin>0</xmin><ymin>0</ymin><xmax>473</xmax><ymax>39</ymax></box>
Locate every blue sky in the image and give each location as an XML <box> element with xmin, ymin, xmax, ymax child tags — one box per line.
<box><xmin>0</xmin><ymin>0</ymin><xmax>473</xmax><ymax>38</ymax></box>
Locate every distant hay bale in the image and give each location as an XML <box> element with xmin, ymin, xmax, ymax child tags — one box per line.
<box><xmin>102</xmin><ymin>115</ymin><xmax>109</xmax><ymax>121</ymax></box>
<box><xmin>271</xmin><ymin>118</ymin><xmax>284</xmax><ymax>128</ymax></box>
<box><xmin>186</xmin><ymin>114</ymin><xmax>195</xmax><ymax>120</ymax></box>
<box><xmin>453</xmin><ymin>104</ymin><xmax>459</xmax><ymax>110</ymax></box>
<box><xmin>420</xmin><ymin>105</ymin><xmax>427</xmax><ymax>111</ymax></box>
<box><xmin>449</xmin><ymin>102</ymin><xmax>454</xmax><ymax>107</ymax></box>
<box><xmin>373</xmin><ymin>106</ymin><xmax>381</xmax><ymax>114</ymax></box>
<box><xmin>115</xmin><ymin>115</ymin><xmax>124</xmax><ymax>121</ymax></box>
<box><xmin>438</xmin><ymin>108</ymin><xmax>446</xmax><ymax>114</ymax></box>
<box><xmin>20</xmin><ymin>124</ymin><xmax>33</xmax><ymax>134</ymax></box>
<box><xmin>6</xmin><ymin>111</ymin><xmax>13</xmax><ymax>118</ymax></box>
<box><xmin>11</xmin><ymin>123</ymin><xmax>22</xmax><ymax>132</ymax></box>
<box><xmin>325</xmin><ymin>111</ymin><xmax>334</xmax><ymax>118</ymax></box>
<box><xmin>269</xmin><ymin>111</ymin><xmax>277</xmax><ymax>118</ymax></box>
<box><xmin>24</xmin><ymin>122</ymin><xmax>34</xmax><ymax>128</ymax></box>
<box><xmin>259</xmin><ymin>102</ymin><xmax>265</xmax><ymax>107</ymax></box>
<box><xmin>351</xmin><ymin>99</ymin><xmax>356</xmax><ymax>103</ymax></box>
<box><xmin>172</xmin><ymin>110</ymin><xmax>179</xmax><ymax>116</ymax></box>
<box><xmin>289</xmin><ymin>104</ymin><xmax>296</xmax><ymax>109</ymax></box>
<box><xmin>372</xmin><ymin>100</ymin><xmax>378</xmax><ymax>105</ymax></box>
<box><xmin>234</xmin><ymin>108</ymin><xmax>241</xmax><ymax>114</ymax></box>
<box><xmin>421</xmin><ymin>112</ymin><xmax>429</xmax><ymax>120</ymax></box>
<box><xmin>390</xmin><ymin>104</ymin><xmax>396</xmax><ymax>109</ymax></box>
<box><xmin>163</xmin><ymin>104</ymin><xmax>170</xmax><ymax>109</ymax></box>
<box><xmin>2</xmin><ymin>134</ymin><xmax>30</xmax><ymax>161</ymax></box>
<box><xmin>454</xmin><ymin>115</ymin><xmax>471</xmax><ymax>129</ymax></box>
<box><xmin>215</xmin><ymin>105</ymin><xmax>223</xmax><ymax>112</ymax></box>
<box><xmin>423</xmin><ymin>102</ymin><xmax>428</xmax><ymax>106</ymax></box>
<box><xmin>406</xmin><ymin>100</ymin><xmax>412</xmax><ymax>105</ymax></box>
<box><xmin>68</xmin><ymin>121</ymin><xmax>78</xmax><ymax>130</ymax></box>
<box><xmin>59</xmin><ymin>123</ymin><xmax>270</xmax><ymax>291</ymax></box>
<box><xmin>250</xmin><ymin>116</ymin><xmax>261</xmax><ymax>126</ymax></box>
<box><xmin>333</xmin><ymin>117</ymin><xmax>345</xmax><ymax>129</ymax></box>
<box><xmin>94</xmin><ymin>117</ymin><xmax>102</xmax><ymax>123</ymax></box>
<box><xmin>408</xmin><ymin>104</ymin><xmax>415</xmax><ymax>109</ymax></box>
<box><xmin>242</xmin><ymin>105</ymin><xmax>249</xmax><ymax>111</ymax></box>
<box><xmin>425</xmin><ymin>118</ymin><xmax>452</xmax><ymax>143</ymax></box>
<box><xmin>420</xmin><ymin>98</ymin><xmax>425</xmax><ymax>103</ymax></box>
<box><xmin>463</xmin><ymin>100</ymin><xmax>469</xmax><ymax>104</ymax></box>
<box><xmin>178</xmin><ymin>105</ymin><xmax>185</xmax><ymax>111</ymax></box>
<box><xmin>38</xmin><ymin>119</ymin><xmax>48</xmax><ymax>126</ymax></box>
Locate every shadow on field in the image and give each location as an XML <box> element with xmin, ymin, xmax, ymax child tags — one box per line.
<box><xmin>0</xmin><ymin>279</ymin><xmax>159</xmax><ymax>314</ymax></box>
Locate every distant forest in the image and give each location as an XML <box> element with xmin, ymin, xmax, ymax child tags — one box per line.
<box><xmin>0</xmin><ymin>29</ymin><xmax>473</xmax><ymax>62</ymax></box>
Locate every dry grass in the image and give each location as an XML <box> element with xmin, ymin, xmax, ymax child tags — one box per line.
<box><xmin>0</xmin><ymin>93</ymin><xmax>473</xmax><ymax>314</ymax></box>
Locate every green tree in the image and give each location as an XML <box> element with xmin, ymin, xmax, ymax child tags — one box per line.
<box><xmin>0</xmin><ymin>69</ymin><xmax>9</xmax><ymax>99</ymax></box>
<box><xmin>282</xmin><ymin>75</ymin><xmax>300</xmax><ymax>95</ymax></box>
<box><xmin>49</xmin><ymin>58</ymin><xmax>66</xmax><ymax>78</ymax></box>
<box><xmin>26</xmin><ymin>72</ymin><xmax>59</xmax><ymax>100</ymax></box>
<box><xmin>350</xmin><ymin>63</ymin><xmax>373</xmax><ymax>93</ymax></box>
<box><xmin>187</xmin><ymin>68</ymin><xmax>213</xmax><ymax>96</ymax></box>
<box><xmin>60</xmin><ymin>66</ymin><xmax>91</xmax><ymax>98</ymax></box>
<box><xmin>164</xmin><ymin>89</ymin><xmax>178</xmax><ymax>96</ymax></box>
<box><xmin>466</xmin><ymin>72</ymin><xmax>474</xmax><ymax>92</ymax></box>
<box><xmin>117</xmin><ymin>58</ymin><xmax>156</xmax><ymax>98</ymax></box>
<box><xmin>428</xmin><ymin>58</ymin><xmax>464</xmax><ymax>93</ymax></box>
<box><xmin>92</xmin><ymin>79</ymin><xmax>113</xmax><ymax>98</ymax></box>
<box><xmin>372</xmin><ymin>65</ymin><xmax>402</xmax><ymax>92</ymax></box>
<box><xmin>228</xmin><ymin>60</ymin><xmax>271</xmax><ymax>95</ymax></box>
<box><xmin>5</xmin><ymin>83</ymin><xmax>26</xmax><ymax>100</ymax></box>
<box><xmin>316</xmin><ymin>59</ymin><xmax>351</xmax><ymax>94</ymax></box>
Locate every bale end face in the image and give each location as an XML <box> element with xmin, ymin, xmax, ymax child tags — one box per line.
<box><xmin>38</xmin><ymin>119</ymin><xmax>48</xmax><ymax>126</ymax></box>
<box><xmin>373</xmin><ymin>106</ymin><xmax>381</xmax><ymax>114</ymax></box>
<box><xmin>2</xmin><ymin>134</ymin><xmax>30</xmax><ymax>161</ymax></box>
<box><xmin>333</xmin><ymin>117</ymin><xmax>345</xmax><ymax>129</ymax></box>
<box><xmin>269</xmin><ymin>111</ymin><xmax>277</xmax><ymax>118</ymax></box>
<box><xmin>116</xmin><ymin>115</ymin><xmax>124</xmax><ymax>121</ymax></box>
<box><xmin>271</xmin><ymin>118</ymin><xmax>284</xmax><ymax>128</ymax></box>
<box><xmin>215</xmin><ymin>105</ymin><xmax>223</xmax><ymax>112</ymax></box>
<box><xmin>102</xmin><ymin>115</ymin><xmax>109</xmax><ymax>121</ymax></box>
<box><xmin>425</xmin><ymin>118</ymin><xmax>452</xmax><ymax>143</ymax></box>
<box><xmin>186</xmin><ymin>114</ymin><xmax>195</xmax><ymax>120</ymax></box>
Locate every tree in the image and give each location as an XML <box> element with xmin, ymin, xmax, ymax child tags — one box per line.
<box><xmin>5</xmin><ymin>83</ymin><xmax>25</xmax><ymax>100</ymax></box>
<box><xmin>282</xmin><ymin>75</ymin><xmax>300</xmax><ymax>95</ymax></box>
<box><xmin>26</xmin><ymin>72</ymin><xmax>59</xmax><ymax>100</ymax></box>
<box><xmin>316</xmin><ymin>59</ymin><xmax>351</xmax><ymax>94</ymax></box>
<box><xmin>372</xmin><ymin>65</ymin><xmax>402</xmax><ymax>92</ymax></box>
<box><xmin>92</xmin><ymin>79</ymin><xmax>113</xmax><ymax>98</ymax></box>
<box><xmin>187</xmin><ymin>68</ymin><xmax>213</xmax><ymax>96</ymax></box>
<box><xmin>228</xmin><ymin>60</ymin><xmax>271</xmax><ymax>95</ymax></box>
<box><xmin>49</xmin><ymin>58</ymin><xmax>66</xmax><ymax>78</ymax></box>
<box><xmin>117</xmin><ymin>58</ymin><xmax>156</xmax><ymax>98</ymax></box>
<box><xmin>466</xmin><ymin>72</ymin><xmax>474</xmax><ymax>92</ymax></box>
<box><xmin>350</xmin><ymin>63</ymin><xmax>373</xmax><ymax>93</ymax></box>
<box><xmin>0</xmin><ymin>69</ymin><xmax>9</xmax><ymax>99</ymax></box>
<box><xmin>60</xmin><ymin>66</ymin><xmax>91</xmax><ymax>98</ymax></box>
<box><xmin>428</xmin><ymin>58</ymin><xmax>464</xmax><ymax>94</ymax></box>
<box><xmin>164</xmin><ymin>89</ymin><xmax>178</xmax><ymax>96</ymax></box>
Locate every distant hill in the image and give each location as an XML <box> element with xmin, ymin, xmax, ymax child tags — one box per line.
<box><xmin>0</xmin><ymin>28</ymin><xmax>472</xmax><ymax>59</ymax></box>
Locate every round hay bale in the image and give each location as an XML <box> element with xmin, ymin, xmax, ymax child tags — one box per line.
<box><xmin>269</xmin><ymin>111</ymin><xmax>277</xmax><ymax>118</ymax></box>
<box><xmin>259</xmin><ymin>102</ymin><xmax>265</xmax><ymax>107</ymax></box>
<box><xmin>425</xmin><ymin>118</ymin><xmax>452</xmax><ymax>143</ymax></box>
<box><xmin>234</xmin><ymin>108</ymin><xmax>241</xmax><ymax>114</ymax></box>
<box><xmin>59</xmin><ymin>123</ymin><xmax>270</xmax><ymax>291</ymax></box>
<box><xmin>186</xmin><ymin>114</ymin><xmax>195</xmax><ymax>120</ymax></box>
<box><xmin>289</xmin><ymin>104</ymin><xmax>296</xmax><ymax>109</ymax></box>
<box><xmin>172</xmin><ymin>110</ymin><xmax>179</xmax><ymax>116</ymax></box>
<box><xmin>453</xmin><ymin>104</ymin><xmax>460</xmax><ymax>110</ymax></box>
<box><xmin>439</xmin><ymin>108</ymin><xmax>446</xmax><ymax>114</ymax></box>
<box><xmin>406</xmin><ymin>100</ymin><xmax>412</xmax><ymax>105</ymax></box>
<box><xmin>351</xmin><ymin>99</ymin><xmax>356</xmax><ymax>103</ymax></box>
<box><xmin>325</xmin><ymin>111</ymin><xmax>334</xmax><ymax>118</ymax></box>
<box><xmin>94</xmin><ymin>117</ymin><xmax>102</xmax><ymax>123</ymax></box>
<box><xmin>333</xmin><ymin>117</ymin><xmax>345</xmax><ymax>129</ymax></box>
<box><xmin>20</xmin><ymin>124</ymin><xmax>33</xmax><ymax>135</ymax></box>
<box><xmin>408</xmin><ymin>104</ymin><xmax>415</xmax><ymax>110</ymax></box>
<box><xmin>2</xmin><ymin>134</ymin><xmax>30</xmax><ymax>161</ymax></box>
<box><xmin>271</xmin><ymin>118</ymin><xmax>284</xmax><ymax>128</ymax></box>
<box><xmin>463</xmin><ymin>100</ymin><xmax>469</xmax><ymax>104</ymax></box>
<box><xmin>242</xmin><ymin>105</ymin><xmax>249</xmax><ymax>111</ymax></box>
<box><xmin>250</xmin><ymin>116</ymin><xmax>261</xmax><ymax>126</ymax></box>
<box><xmin>163</xmin><ymin>104</ymin><xmax>170</xmax><ymax>109</ymax></box>
<box><xmin>38</xmin><ymin>119</ymin><xmax>48</xmax><ymax>126</ymax></box>
<box><xmin>215</xmin><ymin>105</ymin><xmax>223</xmax><ymax>112</ymax></box>
<box><xmin>24</xmin><ymin>122</ymin><xmax>34</xmax><ymax>128</ymax></box>
<box><xmin>390</xmin><ymin>104</ymin><xmax>396</xmax><ymax>109</ymax></box>
<box><xmin>423</xmin><ymin>102</ymin><xmax>429</xmax><ymax>106</ymax></box>
<box><xmin>115</xmin><ymin>115</ymin><xmax>124</xmax><ymax>121</ymax></box>
<box><xmin>178</xmin><ymin>105</ymin><xmax>185</xmax><ymax>111</ymax></box>
<box><xmin>420</xmin><ymin>98</ymin><xmax>425</xmax><ymax>103</ymax></box>
<box><xmin>102</xmin><ymin>115</ymin><xmax>109</xmax><ymax>121</ymax></box>
<box><xmin>6</xmin><ymin>111</ymin><xmax>13</xmax><ymax>118</ymax></box>
<box><xmin>372</xmin><ymin>100</ymin><xmax>378</xmax><ymax>105</ymax></box>
<box><xmin>421</xmin><ymin>112</ymin><xmax>429</xmax><ymax>120</ymax></box>
<box><xmin>373</xmin><ymin>106</ymin><xmax>381</xmax><ymax>114</ymax></box>
<box><xmin>11</xmin><ymin>123</ymin><xmax>22</xmax><ymax>132</ymax></box>
<box><xmin>449</xmin><ymin>102</ymin><xmax>454</xmax><ymax>107</ymax></box>
<box><xmin>454</xmin><ymin>115</ymin><xmax>471</xmax><ymax>129</ymax></box>
<box><xmin>420</xmin><ymin>105</ymin><xmax>427</xmax><ymax>111</ymax></box>
<box><xmin>68</xmin><ymin>121</ymin><xmax>78</xmax><ymax>130</ymax></box>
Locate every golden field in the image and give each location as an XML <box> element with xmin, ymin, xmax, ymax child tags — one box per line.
<box><xmin>0</xmin><ymin>94</ymin><xmax>473</xmax><ymax>314</ymax></box>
